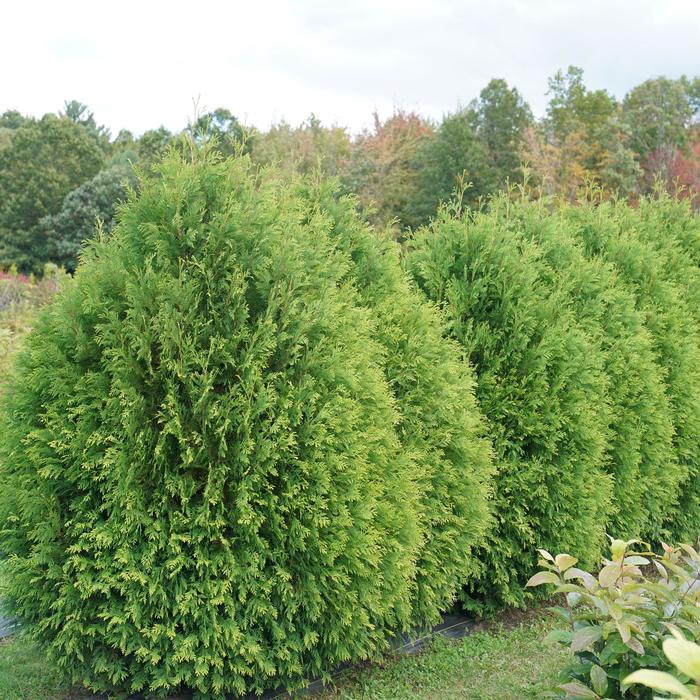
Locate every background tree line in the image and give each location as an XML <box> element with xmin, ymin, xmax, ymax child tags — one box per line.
<box><xmin>1</xmin><ymin>66</ymin><xmax>698</xmax><ymax>274</ymax></box>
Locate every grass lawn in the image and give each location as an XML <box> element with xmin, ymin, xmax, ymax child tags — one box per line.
<box><xmin>320</xmin><ymin>610</ymin><xmax>568</xmax><ymax>700</ymax></box>
<box><xmin>0</xmin><ymin>608</ymin><xmax>568</xmax><ymax>700</ymax></box>
<box><xmin>0</xmin><ymin>637</ymin><xmax>79</xmax><ymax>700</ymax></box>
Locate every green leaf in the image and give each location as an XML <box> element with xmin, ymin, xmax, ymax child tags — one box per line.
<box><xmin>571</xmin><ymin>625</ymin><xmax>603</xmax><ymax>652</ymax></box>
<box><xmin>549</xmin><ymin>605</ymin><xmax>573</xmax><ymax>623</ymax></box>
<box><xmin>545</xmin><ymin>629</ymin><xmax>573</xmax><ymax>644</ymax></box>
<box><xmin>525</xmin><ymin>571</ymin><xmax>560</xmax><ymax>587</ymax></box>
<box><xmin>625</xmin><ymin>636</ymin><xmax>644</xmax><ymax>655</ymax></box>
<box><xmin>623</xmin><ymin>670</ymin><xmax>694</xmax><ymax>699</ymax></box>
<box><xmin>555</xmin><ymin>554</ymin><xmax>578</xmax><ymax>572</ymax></box>
<box><xmin>567</xmin><ymin>591</ymin><xmax>582</xmax><ymax>607</ymax></box>
<box><xmin>557</xmin><ymin>681</ymin><xmax>599</xmax><ymax>698</ymax></box>
<box><xmin>590</xmin><ymin>664</ymin><xmax>608</xmax><ymax>697</ymax></box>
<box><xmin>623</xmin><ymin>555</ymin><xmax>650</xmax><ymax>566</ymax></box>
<box><xmin>680</xmin><ymin>544</ymin><xmax>700</xmax><ymax>564</ymax></box>
<box><xmin>538</xmin><ymin>548</ymin><xmax>555</xmax><ymax>562</ymax></box>
<box><xmin>564</xmin><ymin>567</ymin><xmax>597</xmax><ymax>590</ymax></box>
<box><xmin>598</xmin><ymin>564</ymin><xmax>620</xmax><ymax>588</ymax></box>
<box><xmin>611</xmin><ymin>539</ymin><xmax>627</xmax><ymax>563</ymax></box>
<box><xmin>663</xmin><ymin>638</ymin><xmax>700</xmax><ymax>681</ymax></box>
<box><xmin>616</xmin><ymin>621</ymin><xmax>631</xmax><ymax>644</ymax></box>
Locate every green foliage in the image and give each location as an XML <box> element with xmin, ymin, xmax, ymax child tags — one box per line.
<box><xmin>189</xmin><ymin>108</ymin><xmax>249</xmax><ymax>156</ymax></box>
<box><xmin>561</xmin><ymin>201</ymin><xmax>700</xmax><ymax>542</ymax></box>
<box><xmin>407</xmin><ymin>205</ymin><xmax>612</xmax><ymax>607</ymax></box>
<box><xmin>0</xmin><ymin>115</ymin><xmax>104</xmax><ymax>272</ymax></box>
<box><xmin>407</xmin><ymin>79</ymin><xmax>531</xmax><ymax>228</ymax></box>
<box><xmin>628</xmin><ymin>194</ymin><xmax>700</xmax><ymax>321</ymax></box>
<box><xmin>623</xmin><ymin>76</ymin><xmax>699</xmax><ymax>186</ymax></box>
<box><xmin>339</xmin><ymin>110</ymin><xmax>434</xmax><ymax>231</ymax></box>
<box><xmin>296</xmin><ymin>178</ymin><xmax>494</xmax><ymax>625</ymax></box>
<box><xmin>626</xmin><ymin>630</ymin><xmax>700</xmax><ymax>700</ymax></box>
<box><xmin>137</xmin><ymin>126</ymin><xmax>176</xmax><ymax>167</ymax></box>
<box><xmin>0</xmin><ymin>110</ymin><xmax>31</xmax><ymax>130</ymax></box>
<box><xmin>60</xmin><ymin>100</ymin><xmax>111</xmax><ymax>153</ymax></box>
<box><xmin>533</xmin><ymin>66</ymin><xmax>641</xmax><ymax>197</ymax></box>
<box><xmin>546</xmin><ymin>66</ymin><xmax>617</xmax><ymax>142</ymax></box>
<box><xmin>38</xmin><ymin>164</ymin><xmax>137</xmax><ymax>271</ymax></box>
<box><xmin>471</xmin><ymin>79</ymin><xmax>533</xmax><ymax>185</ymax></box>
<box><xmin>250</xmin><ymin>115</ymin><xmax>351</xmax><ymax>178</ymax></box>
<box><xmin>408</xmin><ymin>109</ymin><xmax>492</xmax><ymax>226</ymax></box>
<box><xmin>496</xmin><ymin>198</ymin><xmax>675</xmax><ymax>540</ymax></box>
<box><xmin>527</xmin><ymin>539</ymin><xmax>700</xmax><ymax>700</ymax></box>
<box><xmin>0</xmin><ymin>151</ymin><xmax>490</xmax><ymax>698</ymax></box>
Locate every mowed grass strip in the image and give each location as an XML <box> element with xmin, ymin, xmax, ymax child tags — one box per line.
<box><xmin>320</xmin><ymin>610</ymin><xmax>567</xmax><ymax>700</ymax></box>
<box><xmin>0</xmin><ymin>636</ymin><xmax>80</xmax><ymax>700</ymax></box>
<box><xmin>0</xmin><ymin>609</ymin><xmax>567</xmax><ymax>700</ymax></box>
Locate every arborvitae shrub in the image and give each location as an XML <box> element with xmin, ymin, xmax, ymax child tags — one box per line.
<box><xmin>494</xmin><ymin>198</ymin><xmax>676</xmax><ymax>540</ymax></box>
<box><xmin>562</xmin><ymin>201</ymin><xmax>700</xmax><ymax>541</ymax></box>
<box><xmin>629</xmin><ymin>195</ymin><xmax>700</xmax><ymax>325</ymax></box>
<box><xmin>295</xmin><ymin>178</ymin><xmax>494</xmax><ymax>625</ymax></box>
<box><xmin>639</xmin><ymin>192</ymin><xmax>700</xmax><ymax>267</ymax></box>
<box><xmin>407</xmin><ymin>207</ymin><xmax>612</xmax><ymax>607</ymax></box>
<box><xmin>0</xmin><ymin>152</ymin><xmax>439</xmax><ymax>698</ymax></box>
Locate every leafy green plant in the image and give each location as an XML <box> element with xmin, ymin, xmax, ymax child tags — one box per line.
<box><xmin>562</xmin><ymin>201</ymin><xmax>700</xmax><ymax>542</ymax></box>
<box><xmin>489</xmin><ymin>195</ymin><xmax>675</xmax><ymax>541</ymax></box>
<box><xmin>296</xmin><ymin>177</ymin><xmax>494</xmax><ymax>627</ymax></box>
<box><xmin>527</xmin><ymin>539</ymin><xmax>700</xmax><ymax>699</ymax></box>
<box><xmin>626</xmin><ymin>630</ymin><xmax>700</xmax><ymax>699</ymax></box>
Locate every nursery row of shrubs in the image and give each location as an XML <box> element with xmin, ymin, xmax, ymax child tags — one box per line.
<box><xmin>0</xmin><ymin>149</ymin><xmax>698</xmax><ymax>698</ymax></box>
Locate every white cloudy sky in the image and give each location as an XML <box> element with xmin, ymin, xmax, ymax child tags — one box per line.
<box><xmin>2</xmin><ymin>0</ymin><xmax>699</xmax><ymax>137</ymax></box>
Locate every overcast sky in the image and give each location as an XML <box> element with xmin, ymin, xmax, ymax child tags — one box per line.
<box><xmin>2</xmin><ymin>0</ymin><xmax>700</xmax><ymax>137</ymax></box>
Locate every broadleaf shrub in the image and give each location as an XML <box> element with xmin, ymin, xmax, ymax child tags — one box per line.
<box><xmin>0</xmin><ymin>152</ymin><xmax>495</xmax><ymax>697</ymax></box>
<box><xmin>528</xmin><ymin>539</ymin><xmax>700</xmax><ymax>699</ymax></box>
<box><xmin>407</xmin><ymin>206</ymin><xmax>612</xmax><ymax>607</ymax></box>
<box><xmin>626</xmin><ymin>629</ymin><xmax>700</xmax><ymax>699</ymax></box>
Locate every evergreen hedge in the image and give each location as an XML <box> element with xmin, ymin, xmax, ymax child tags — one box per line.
<box><xmin>496</xmin><ymin>199</ymin><xmax>676</xmax><ymax>540</ymax></box>
<box><xmin>407</xmin><ymin>206</ymin><xmax>612</xmax><ymax>607</ymax></box>
<box><xmin>1</xmin><ymin>146</ymin><xmax>699</xmax><ymax>696</ymax></box>
<box><xmin>296</xmin><ymin>178</ymin><xmax>494</xmax><ymax>624</ymax></box>
<box><xmin>562</xmin><ymin>201</ymin><xmax>700</xmax><ymax>541</ymax></box>
<box><xmin>0</xmin><ymin>152</ymin><xmax>489</xmax><ymax>697</ymax></box>
<box><xmin>628</xmin><ymin>195</ymin><xmax>700</xmax><ymax>325</ymax></box>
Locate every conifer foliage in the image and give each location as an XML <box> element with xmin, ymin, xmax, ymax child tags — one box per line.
<box><xmin>562</xmin><ymin>201</ymin><xmax>700</xmax><ymax>541</ymax></box>
<box><xmin>501</xmin><ymin>200</ymin><xmax>676</xmax><ymax>541</ymax></box>
<box><xmin>296</xmin><ymin>179</ymin><xmax>494</xmax><ymax>625</ymax></box>
<box><xmin>0</xmin><ymin>151</ymin><xmax>492</xmax><ymax>697</ymax></box>
<box><xmin>2</xmin><ymin>144</ymin><xmax>700</xmax><ymax>697</ymax></box>
<box><xmin>407</xmin><ymin>207</ymin><xmax>613</xmax><ymax>607</ymax></box>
